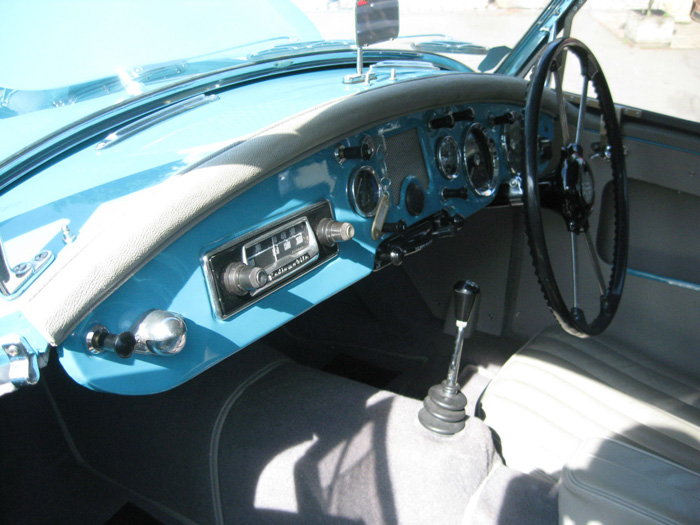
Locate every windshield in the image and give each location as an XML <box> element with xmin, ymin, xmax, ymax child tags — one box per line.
<box><xmin>0</xmin><ymin>1</ymin><xmax>545</xmax><ymax>155</ymax></box>
<box><xmin>3</xmin><ymin>0</ymin><xmax>699</xmax><ymax>169</ymax></box>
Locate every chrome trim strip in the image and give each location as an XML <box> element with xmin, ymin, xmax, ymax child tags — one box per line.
<box><xmin>96</xmin><ymin>94</ymin><xmax>219</xmax><ymax>150</ymax></box>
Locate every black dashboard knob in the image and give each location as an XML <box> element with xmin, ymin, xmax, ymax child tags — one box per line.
<box><xmin>451</xmin><ymin>214</ymin><xmax>465</xmax><ymax>230</ymax></box>
<box><xmin>428</xmin><ymin>113</ymin><xmax>456</xmax><ymax>130</ymax></box>
<box><xmin>382</xmin><ymin>220</ymin><xmax>407</xmax><ymax>235</ymax></box>
<box><xmin>441</xmin><ymin>186</ymin><xmax>469</xmax><ymax>201</ymax></box>
<box><xmin>111</xmin><ymin>332</ymin><xmax>137</xmax><ymax>358</ymax></box>
<box><xmin>377</xmin><ymin>245</ymin><xmax>405</xmax><ymax>266</ymax></box>
<box><xmin>453</xmin><ymin>108</ymin><xmax>475</xmax><ymax>122</ymax></box>
<box><xmin>223</xmin><ymin>262</ymin><xmax>269</xmax><ymax>296</ymax></box>
<box><xmin>87</xmin><ymin>326</ymin><xmax>136</xmax><ymax>359</ymax></box>
<box><xmin>335</xmin><ymin>136</ymin><xmax>375</xmax><ymax>161</ymax></box>
<box><xmin>490</xmin><ymin>111</ymin><xmax>517</xmax><ymax>127</ymax></box>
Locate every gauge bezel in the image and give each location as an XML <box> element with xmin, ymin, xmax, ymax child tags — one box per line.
<box><xmin>463</xmin><ymin>123</ymin><xmax>500</xmax><ymax>197</ymax></box>
<box><xmin>348</xmin><ymin>165</ymin><xmax>382</xmax><ymax>217</ymax></box>
<box><xmin>436</xmin><ymin>135</ymin><xmax>461</xmax><ymax>180</ymax></box>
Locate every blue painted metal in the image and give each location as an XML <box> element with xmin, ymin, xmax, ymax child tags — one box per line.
<box><xmin>627</xmin><ymin>269</ymin><xmax>700</xmax><ymax>293</ymax></box>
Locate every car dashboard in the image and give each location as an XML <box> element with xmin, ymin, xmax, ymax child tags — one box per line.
<box><xmin>9</xmin><ymin>73</ymin><xmax>556</xmax><ymax>395</ymax></box>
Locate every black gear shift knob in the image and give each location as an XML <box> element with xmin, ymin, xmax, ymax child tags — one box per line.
<box><xmin>454</xmin><ymin>280</ymin><xmax>480</xmax><ymax>324</ymax></box>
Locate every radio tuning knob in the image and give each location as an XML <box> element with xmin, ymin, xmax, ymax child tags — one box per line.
<box><xmin>315</xmin><ymin>218</ymin><xmax>355</xmax><ymax>247</ymax></box>
<box><xmin>223</xmin><ymin>262</ymin><xmax>269</xmax><ymax>296</ymax></box>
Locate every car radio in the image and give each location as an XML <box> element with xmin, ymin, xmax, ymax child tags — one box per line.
<box><xmin>203</xmin><ymin>201</ymin><xmax>353</xmax><ymax>319</ymax></box>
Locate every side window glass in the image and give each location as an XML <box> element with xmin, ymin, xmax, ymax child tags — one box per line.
<box><xmin>568</xmin><ymin>3</ymin><xmax>700</xmax><ymax>123</ymax></box>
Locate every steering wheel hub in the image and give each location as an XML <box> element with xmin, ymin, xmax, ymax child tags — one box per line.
<box><xmin>560</xmin><ymin>143</ymin><xmax>595</xmax><ymax>233</ymax></box>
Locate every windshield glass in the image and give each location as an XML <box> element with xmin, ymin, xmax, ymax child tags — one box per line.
<box><xmin>0</xmin><ymin>0</ymin><xmax>325</xmax><ymax>160</ymax></box>
<box><xmin>32</xmin><ymin>0</ymin><xmax>700</xmax><ymax>172</ymax></box>
<box><xmin>0</xmin><ymin>1</ymin><xmax>545</xmax><ymax>158</ymax></box>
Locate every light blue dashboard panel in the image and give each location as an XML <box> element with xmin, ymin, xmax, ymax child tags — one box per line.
<box><xmin>57</xmin><ymin>102</ymin><xmax>554</xmax><ymax>395</ymax></box>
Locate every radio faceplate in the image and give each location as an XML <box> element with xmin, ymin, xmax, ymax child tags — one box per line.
<box><xmin>203</xmin><ymin>201</ymin><xmax>338</xmax><ymax>319</ymax></box>
<box><xmin>241</xmin><ymin>216</ymin><xmax>319</xmax><ymax>297</ymax></box>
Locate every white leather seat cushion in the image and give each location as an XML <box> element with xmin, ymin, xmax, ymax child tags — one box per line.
<box><xmin>560</xmin><ymin>438</ymin><xmax>700</xmax><ymax>525</ymax></box>
<box><xmin>478</xmin><ymin>325</ymin><xmax>700</xmax><ymax>481</ymax></box>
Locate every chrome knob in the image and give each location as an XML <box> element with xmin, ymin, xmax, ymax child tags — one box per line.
<box><xmin>133</xmin><ymin>309</ymin><xmax>187</xmax><ymax>356</ymax></box>
<box><xmin>223</xmin><ymin>262</ymin><xmax>269</xmax><ymax>296</ymax></box>
<box><xmin>315</xmin><ymin>218</ymin><xmax>355</xmax><ymax>247</ymax></box>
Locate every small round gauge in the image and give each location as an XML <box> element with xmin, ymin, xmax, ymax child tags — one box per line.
<box><xmin>464</xmin><ymin>123</ymin><xmax>500</xmax><ymax>197</ymax></box>
<box><xmin>436</xmin><ymin>136</ymin><xmax>461</xmax><ymax>179</ymax></box>
<box><xmin>502</xmin><ymin>116</ymin><xmax>524</xmax><ymax>174</ymax></box>
<box><xmin>349</xmin><ymin>166</ymin><xmax>381</xmax><ymax>217</ymax></box>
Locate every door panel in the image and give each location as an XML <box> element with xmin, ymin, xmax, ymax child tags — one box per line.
<box><xmin>601</xmin><ymin>109</ymin><xmax>700</xmax><ymax>371</ymax></box>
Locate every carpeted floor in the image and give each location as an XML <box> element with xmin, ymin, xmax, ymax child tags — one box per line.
<box><xmin>214</xmin><ymin>360</ymin><xmax>557</xmax><ymax>524</ymax></box>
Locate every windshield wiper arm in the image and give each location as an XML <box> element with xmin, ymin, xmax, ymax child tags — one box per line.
<box><xmin>410</xmin><ymin>40</ymin><xmax>488</xmax><ymax>55</ymax></box>
<box><xmin>246</xmin><ymin>40</ymin><xmax>355</xmax><ymax>62</ymax></box>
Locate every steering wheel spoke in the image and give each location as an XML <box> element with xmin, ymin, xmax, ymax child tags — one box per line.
<box><xmin>523</xmin><ymin>38</ymin><xmax>629</xmax><ymax>337</ymax></box>
<box><xmin>551</xmin><ymin>63</ymin><xmax>570</xmax><ymax>146</ymax></box>
<box><xmin>574</xmin><ymin>76</ymin><xmax>589</xmax><ymax>147</ymax></box>
<box><xmin>584</xmin><ymin>229</ymin><xmax>607</xmax><ymax>296</ymax></box>
<box><xmin>570</xmin><ymin>232</ymin><xmax>580</xmax><ymax>309</ymax></box>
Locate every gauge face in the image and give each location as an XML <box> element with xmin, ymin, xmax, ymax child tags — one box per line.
<box><xmin>464</xmin><ymin>123</ymin><xmax>499</xmax><ymax>197</ymax></box>
<box><xmin>349</xmin><ymin>166</ymin><xmax>381</xmax><ymax>217</ymax></box>
<box><xmin>502</xmin><ymin>117</ymin><xmax>524</xmax><ymax>174</ymax></box>
<box><xmin>436</xmin><ymin>136</ymin><xmax>461</xmax><ymax>179</ymax></box>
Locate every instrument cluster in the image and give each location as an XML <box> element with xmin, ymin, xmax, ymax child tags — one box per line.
<box><xmin>338</xmin><ymin>104</ymin><xmax>527</xmax><ymax>250</ymax></box>
<box><xmin>329</xmin><ymin>104</ymin><xmax>535</xmax><ymax>271</ymax></box>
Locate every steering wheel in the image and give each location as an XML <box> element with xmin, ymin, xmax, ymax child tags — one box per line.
<box><xmin>523</xmin><ymin>38</ymin><xmax>629</xmax><ymax>338</ymax></box>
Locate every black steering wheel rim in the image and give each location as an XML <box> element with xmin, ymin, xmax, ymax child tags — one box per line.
<box><xmin>524</xmin><ymin>37</ymin><xmax>629</xmax><ymax>337</ymax></box>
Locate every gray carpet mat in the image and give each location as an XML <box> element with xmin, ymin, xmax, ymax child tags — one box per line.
<box><xmin>215</xmin><ymin>360</ymin><xmax>549</xmax><ymax>524</ymax></box>
<box><xmin>39</xmin><ymin>337</ymin><xmax>557</xmax><ymax>525</ymax></box>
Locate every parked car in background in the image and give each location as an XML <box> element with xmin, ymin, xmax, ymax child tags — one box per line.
<box><xmin>2</xmin><ymin>0</ymin><xmax>699</xmax><ymax>523</ymax></box>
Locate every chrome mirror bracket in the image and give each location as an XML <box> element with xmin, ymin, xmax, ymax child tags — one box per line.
<box><xmin>0</xmin><ymin>236</ymin><xmax>53</xmax><ymax>300</ymax></box>
<box><xmin>1</xmin><ymin>336</ymin><xmax>48</xmax><ymax>396</ymax></box>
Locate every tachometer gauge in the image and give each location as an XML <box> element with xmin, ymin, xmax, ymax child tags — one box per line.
<box><xmin>463</xmin><ymin>123</ymin><xmax>499</xmax><ymax>197</ymax></box>
<box><xmin>349</xmin><ymin>166</ymin><xmax>381</xmax><ymax>217</ymax></box>
<box><xmin>436</xmin><ymin>136</ymin><xmax>461</xmax><ymax>179</ymax></box>
<box><xmin>502</xmin><ymin>116</ymin><xmax>524</xmax><ymax>174</ymax></box>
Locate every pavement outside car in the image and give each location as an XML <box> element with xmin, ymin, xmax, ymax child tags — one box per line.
<box><xmin>298</xmin><ymin>2</ymin><xmax>700</xmax><ymax>123</ymax></box>
<box><xmin>573</xmin><ymin>7</ymin><xmax>700</xmax><ymax>122</ymax></box>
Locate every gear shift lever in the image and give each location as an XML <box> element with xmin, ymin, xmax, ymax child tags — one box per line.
<box><xmin>419</xmin><ymin>280</ymin><xmax>480</xmax><ymax>435</ymax></box>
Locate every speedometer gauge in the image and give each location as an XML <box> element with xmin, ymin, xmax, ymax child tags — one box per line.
<box><xmin>349</xmin><ymin>166</ymin><xmax>381</xmax><ymax>217</ymax></box>
<box><xmin>463</xmin><ymin>123</ymin><xmax>499</xmax><ymax>197</ymax></box>
<box><xmin>436</xmin><ymin>136</ymin><xmax>461</xmax><ymax>179</ymax></box>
